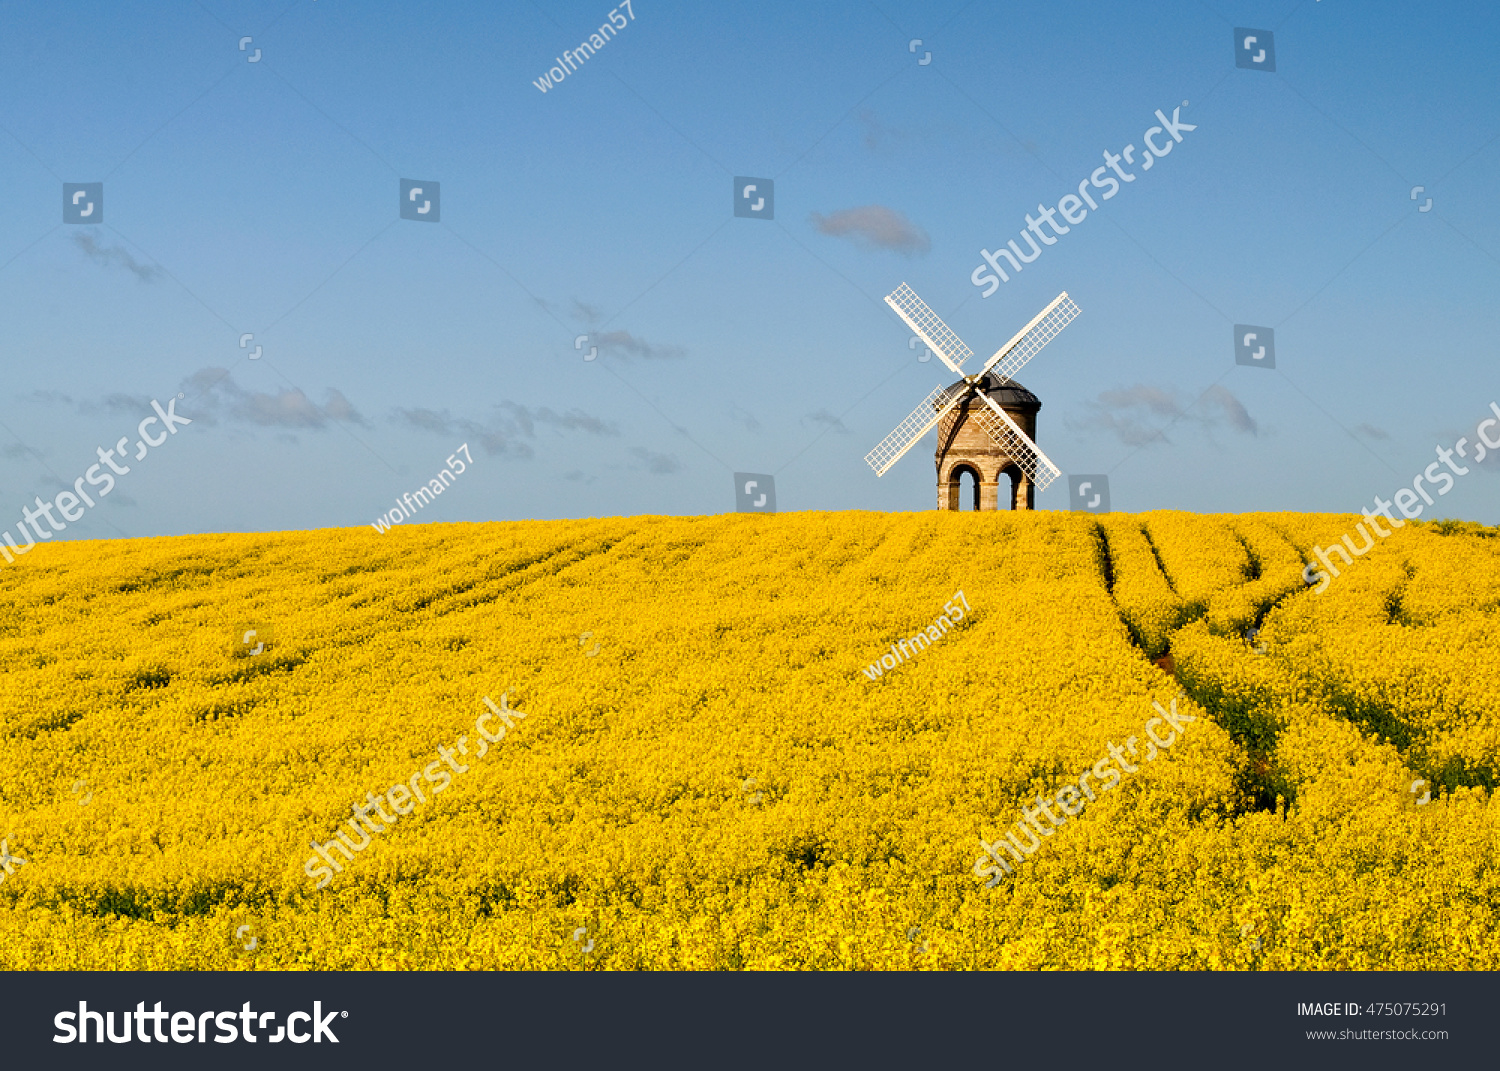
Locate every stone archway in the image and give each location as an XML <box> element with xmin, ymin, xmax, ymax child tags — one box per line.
<box><xmin>998</xmin><ymin>463</ymin><xmax>1035</xmax><ymax>511</ymax></box>
<box><xmin>940</xmin><ymin>462</ymin><xmax>983</xmax><ymax>511</ymax></box>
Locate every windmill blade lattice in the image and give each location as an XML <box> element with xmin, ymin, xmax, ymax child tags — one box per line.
<box><xmin>980</xmin><ymin>292</ymin><xmax>1080</xmax><ymax>382</ymax></box>
<box><xmin>884</xmin><ymin>283</ymin><xmax>973</xmax><ymax>374</ymax></box>
<box><xmin>973</xmin><ymin>392</ymin><xmax>1063</xmax><ymax>491</ymax></box>
<box><xmin>864</xmin><ymin>384</ymin><xmax>964</xmax><ymax>476</ymax></box>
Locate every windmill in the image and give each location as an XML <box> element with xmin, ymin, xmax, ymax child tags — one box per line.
<box><xmin>866</xmin><ymin>284</ymin><xmax>1079</xmax><ymax>510</ymax></box>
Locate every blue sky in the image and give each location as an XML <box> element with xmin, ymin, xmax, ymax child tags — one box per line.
<box><xmin>1</xmin><ymin>0</ymin><xmax>1498</xmax><ymax>539</ymax></box>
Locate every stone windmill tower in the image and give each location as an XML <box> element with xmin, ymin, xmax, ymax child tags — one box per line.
<box><xmin>866</xmin><ymin>284</ymin><xmax>1079</xmax><ymax>511</ymax></box>
<box><xmin>934</xmin><ymin>373</ymin><xmax>1042</xmax><ymax>510</ymax></box>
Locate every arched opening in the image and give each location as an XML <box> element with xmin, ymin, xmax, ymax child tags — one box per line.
<box><xmin>955</xmin><ymin>465</ymin><xmax>981</xmax><ymax>511</ymax></box>
<box><xmin>998</xmin><ymin>464</ymin><xmax>1033</xmax><ymax>511</ymax></box>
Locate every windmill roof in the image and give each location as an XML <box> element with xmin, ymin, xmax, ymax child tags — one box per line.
<box><xmin>939</xmin><ymin>372</ymin><xmax>1041</xmax><ymax>411</ymax></box>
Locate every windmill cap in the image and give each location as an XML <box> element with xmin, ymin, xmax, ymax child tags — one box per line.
<box><xmin>940</xmin><ymin>372</ymin><xmax>1041</xmax><ymax>411</ymax></box>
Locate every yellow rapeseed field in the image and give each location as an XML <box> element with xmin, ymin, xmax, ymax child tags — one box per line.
<box><xmin>0</xmin><ymin>510</ymin><xmax>1495</xmax><ymax>970</ymax></box>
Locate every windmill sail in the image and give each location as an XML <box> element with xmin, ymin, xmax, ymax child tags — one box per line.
<box><xmin>973</xmin><ymin>392</ymin><xmax>1062</xmax><ymax>491</ymax></box>
<box><xmin>864</xmin><ymin>384</ymin><xmax>964</xmax><ymax>476</ymax></box>
<box><xmin>884</xmin><ymin>283</ymin><xmax>973</xmax><ymax>375</ymax></box>
<box><xmin>980</xmin><ymin>292</ymin><xmax>1080</xmax><ymax>383</ymax></box>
